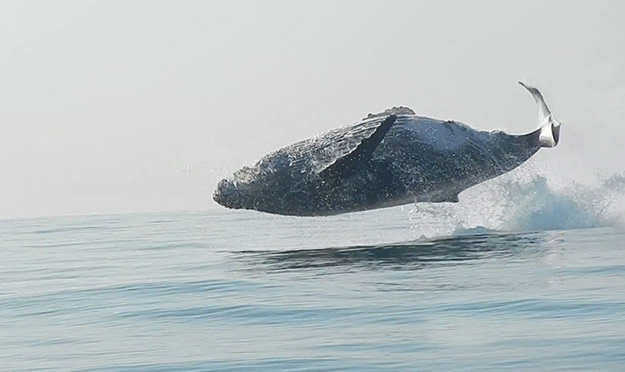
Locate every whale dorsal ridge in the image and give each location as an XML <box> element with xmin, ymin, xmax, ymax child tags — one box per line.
<box><xmin>365</xmin><ymin>106</ymin><xmax>415</xmax><ymax>120</ymax></box>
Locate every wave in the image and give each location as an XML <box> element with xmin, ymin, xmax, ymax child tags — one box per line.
<box><xmin>406</xmin><ymin>169</ymin><xmax>625</xmax><ymax>237</ymax></box>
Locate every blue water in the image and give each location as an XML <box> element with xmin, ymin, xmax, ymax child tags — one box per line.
<box><xmin>1</xmin><ymin>204</ymin><xmax>625</xmax><ymax>371</ymax></box>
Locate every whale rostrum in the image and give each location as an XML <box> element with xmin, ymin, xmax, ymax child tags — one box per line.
<box><xmin>214</xmin><ymin>82</ymin><xmax>561</xmax><ymax>216</ymax></box>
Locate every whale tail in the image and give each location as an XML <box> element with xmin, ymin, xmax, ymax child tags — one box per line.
<box><xmin>519</xmin><ymin>81</ymin><xmax>561</xmax><ymax>148</ymax></box>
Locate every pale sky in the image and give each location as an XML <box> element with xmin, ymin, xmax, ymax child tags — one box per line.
<box><xmin>1</xmin><ymin>0</ymin><xmax>623</xmax><ymax>219</ymax></box>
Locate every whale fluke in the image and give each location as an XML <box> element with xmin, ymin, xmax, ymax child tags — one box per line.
<box><xmin>519</xmin><ymin>81</ymin><xmax>561</xmax><ymax>148</ymax></box>
<box><xmin>519</xmin><ymin>81</ymin><xmax>551</xmax><ymax>123</ymax></box>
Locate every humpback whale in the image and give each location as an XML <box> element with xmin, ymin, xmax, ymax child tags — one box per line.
<box><xmin>214</xmin><ymin>82</ymin><xmax>561</xmax><ymax>216</ymax></box>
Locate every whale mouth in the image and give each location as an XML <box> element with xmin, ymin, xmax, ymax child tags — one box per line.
<box><xmin>213</xmin><ymin>179</ymin><xmax>245</xmax><ymax>209</ymax></box>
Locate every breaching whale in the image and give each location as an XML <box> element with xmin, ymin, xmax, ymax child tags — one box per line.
<box><xmin>214</xmin><ymin>82</ymin><xmax>561</xmax><ymax>216</ymax></box>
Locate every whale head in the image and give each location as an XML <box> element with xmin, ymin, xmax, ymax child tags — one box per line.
<box><xmin>213</xmin><ymin>165</ymin><xmax>260</xmax><ymax>210</ymax></box>
<box><xmin>213</xmin><ymin>153</ymin><xmax>297</xmax><ymax>213</ymax></box>
<box><xmin>213</xmin><ymin>178</ymin><xmax>246</xmax><ymax>210</ymax></box>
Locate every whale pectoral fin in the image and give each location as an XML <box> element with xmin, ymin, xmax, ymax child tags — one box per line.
<box><xmin>319</xmin><ymin>114</ymin><xmax>397</xmax><ymax>181</ymax></box>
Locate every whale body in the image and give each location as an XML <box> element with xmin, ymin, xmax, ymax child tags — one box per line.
<box><xmin>214</xmin><ymin>82</ymin><xmax>561</xmax><ymax>216</ymax></box>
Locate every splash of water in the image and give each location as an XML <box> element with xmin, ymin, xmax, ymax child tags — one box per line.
<box><xmin>408</xmin><ymin>170</ymin><xmax>625</xmax><ymax>237</ymax></box>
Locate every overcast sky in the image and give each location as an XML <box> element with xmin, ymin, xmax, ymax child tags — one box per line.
<box><xmin>1</xmin><ymin>0</ymin><xmax>623</xmax><ymax>219</ymax></box>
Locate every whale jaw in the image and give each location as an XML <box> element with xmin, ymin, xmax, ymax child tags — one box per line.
<box><xmin>213</xmin><ymin>179</ymin><xmax>245</xmax><ymax>210</ymax></box>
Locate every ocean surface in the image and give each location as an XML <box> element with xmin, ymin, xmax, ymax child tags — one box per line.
<box><xmin>2</xmin><ymin>181</ymin><xmax>625</xmax><ymax>371</ymax></box>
